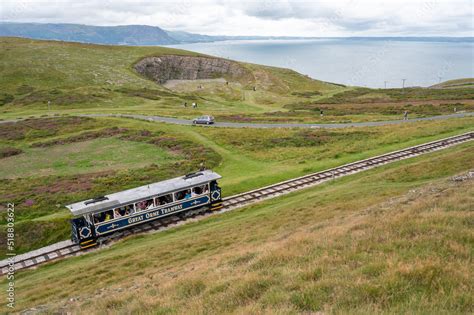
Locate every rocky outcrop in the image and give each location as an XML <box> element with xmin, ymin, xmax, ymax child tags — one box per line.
<box><xmin>134</xmin><ymin>55</ymin><xmax>250</xmax><ymax>84</ymax></box>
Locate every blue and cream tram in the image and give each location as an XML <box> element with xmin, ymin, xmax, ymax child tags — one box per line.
<box><xmin>67</xmin><ymin>170</ymin><xmax>222</xmax><ymax>248</ymax></box>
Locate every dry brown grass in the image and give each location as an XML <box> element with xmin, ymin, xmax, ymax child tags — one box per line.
<box><xmin>5</xmin><ymin>145</ymin><xmax>474</xmax><ymax>314</ymax></box>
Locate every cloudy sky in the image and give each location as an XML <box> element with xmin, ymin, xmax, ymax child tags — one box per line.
<box><xmin>0</xmin><ymin>0</ymin><xmax>472</xmax><ymax>36</ymax></box>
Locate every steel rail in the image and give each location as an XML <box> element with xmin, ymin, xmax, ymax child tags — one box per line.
<box><xmin>1</xmin><ymin>131</ymin><xmax>472</xmax><ymax>275</ymax></box>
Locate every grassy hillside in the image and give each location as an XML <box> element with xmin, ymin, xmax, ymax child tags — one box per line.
<box><xmin>0</xmin><ymin>37</ymin><xmax>340</xmax><ymax>121</ymax></box>
<box><xmin>0</xmin><ymin>37</ymin><xmax>472</xmax><ymax>123</ymax></box>
<box><xmin>1</xmin><ymin>114</ymin><xmax>473</xmax><ymax>256</ymax></box>
<box><xmin>430</xmin><ymin>78</ymin><xmax>474</xmax><ymax>89</ymax></box>
<box><xmin>3</xmin><ymin>142</ymin><xmax>473</xmax><ymax>313</ymax></box>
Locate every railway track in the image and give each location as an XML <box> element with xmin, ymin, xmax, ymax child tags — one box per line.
<box><xmin>1</xmin><ymin>131</ymin><xmax>472</xmax><ymax>276</ymax></box>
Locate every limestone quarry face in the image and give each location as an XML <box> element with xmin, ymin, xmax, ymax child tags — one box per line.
<box><xmin>134</xmin><ymin>55</ymin><xmax>250</xmax><ymax>84</ymax></box>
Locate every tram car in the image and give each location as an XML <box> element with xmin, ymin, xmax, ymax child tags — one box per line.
<box><xmin>66</xmin><ymin>170</ymin><xmax>222</xmax><ymax>248</ymax></box>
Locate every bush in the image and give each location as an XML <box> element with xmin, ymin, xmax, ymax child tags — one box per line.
<box><xmin>0</xmin><ymin>147</ymin><xmax>23</xmax><ymax>158</ymax></box>
<box><xmin>0</xmin><ymin>93</ymin><xmax>14</xmax><ymax>106</ymax></box>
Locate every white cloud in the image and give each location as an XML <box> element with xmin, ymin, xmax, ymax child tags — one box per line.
<box><xmin>0</xmin><ymin>0</ymin><xmax>472</xmax><ymax>36</ymax></box>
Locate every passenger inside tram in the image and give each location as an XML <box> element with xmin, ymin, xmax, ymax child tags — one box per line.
<box><xmin>192</xmin><ymin>184</ymin><xmax>208</xmax><ymax>196</ymax></box>
<box><xmin>94</xmin><ymin>210</ymin><xmax>114</xmax><ymax>223</ymax></box>
<box><xmin>175</xmin><ymin>189</ymin><xmax>191</xmax><ymax>200</ymax></box>
<box><xmin>114</xmin><ymin>205</ymin><xmax>133</xmax><ymax>218</ymax></box>
<box><xmin>93</xmin><ymin>212</ymin><xmax>104</xmax><ymax>223</ymax></box>
<box><xmin>157</xmin><ymin>194</ymin><xmax>173</xmax><ymax>205</ymax></box>
<box><xmin>125</xmin><ymin>204</ymin><xmax>134</xmax><ymax>214</ymax></box>
<box><xmin>136</xmin><ymin>199</ymin><xmax>154</xmax><ymax>211</ymax></box>
<box><xmin>185</xmin><ymin>190</ymin><xmax>192</xmax><ymax>199</ymax></box>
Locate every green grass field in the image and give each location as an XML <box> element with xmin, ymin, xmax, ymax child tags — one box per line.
<box><xmin>0</xmin><ymin>137</ymin><xmax>174</xmax><ymax>178</ymax></box>
<box><xmin>2</xmin><ymin>141</ymin><xmax>472</xmax><ymax>314</ymax></box>
<box><xmin>0</xmin><ymin>115</ymin><xmax>472</xmax><ymax>256</ymax></box>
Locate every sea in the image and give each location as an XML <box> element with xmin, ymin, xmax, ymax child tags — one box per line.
<box><xmin>169</xmin><ymin>38</ymin><xmax>474</xmax><ymax>88</ymax></box>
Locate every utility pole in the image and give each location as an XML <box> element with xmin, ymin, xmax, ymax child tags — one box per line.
<box><xmin>402</xmin><ymin>79</ymin><xmax>406</xmax><ymax>89</ymax></box>
<box><xmin>384</xmin><ymin>81</ymin><xmax>388</xmax><ymax>89</ymax></box>
<box><xmin>438</xmin><ymin>76</ymin><xmax>442</xmax><ymax>83</ymax></box>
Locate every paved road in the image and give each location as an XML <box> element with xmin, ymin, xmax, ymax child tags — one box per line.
<box><xmin>1</xmin><ymin>112</ymin><xmax>473</xmax><ymax>128</ymax></box>
<box><xmin>82</xmin><ymin>112</ymin><xmax>474</xmax><ymax>129</ymax></box>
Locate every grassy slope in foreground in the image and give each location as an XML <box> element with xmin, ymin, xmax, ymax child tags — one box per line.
<box><xmin>4</xmin><ymin>142</ymin><xmax>473</xmax><ymax>314</ymax></box>
<box><xmin>1</xmin><ymin>115</ymin><xmax>473</xmax><ymax>256</ymax></box>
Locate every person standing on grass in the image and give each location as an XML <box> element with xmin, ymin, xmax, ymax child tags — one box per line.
<box><xmin>403</xmin><ymin>110</ymin><xmax>408</xmax><ymax>120</ymax></box>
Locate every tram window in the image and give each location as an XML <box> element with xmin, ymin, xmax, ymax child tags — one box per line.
<box><xmin>175</xmin><ymin>189</ymin><xmax>191</xmax><ymax>201</ymax></box>
<box><xmin>135</xmin><ymin>198</ymin><xmax>155</xmax><ymax>211</ymax></box>
<box><xmin>93</xmin><ymin>212</ymin><xmax>103</xmax><ymax>223</ymax></box>
<box><xmin>114</xmin><ymin>204</ymin><xmax>134</xmax><ymax>218</ymax></box>
<box><xmin>156</xmin><ymin>194</ymin><xmax>173</xmax><ymax>205</ymax></box>
<box><xmin>192</xmin><ymin>184</ymin><xmax>209</xmax><ymax>196</ymax></box>
<box><xmin>93</xmin><ymin>209</ymin><xmax>114</xmax><ymax>223</ymax></box>
<box><xmin>126</xmin><ymin>204</ymin><xmax>135</xmax><ymax>214</ymax></box>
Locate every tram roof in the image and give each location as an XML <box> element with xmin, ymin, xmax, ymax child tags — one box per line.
<box><xmin>66</xmin><ymin>170</ymin><xmax>221</xmax><ymax>216</ymax></box>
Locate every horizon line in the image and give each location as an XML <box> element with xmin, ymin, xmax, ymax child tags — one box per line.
<box><xmin>0</xmin><ymin>21</ymin><xmax>473</xmax><ymax>39</ymax></box>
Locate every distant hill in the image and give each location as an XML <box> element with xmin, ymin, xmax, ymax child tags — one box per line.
<box><xmin>165</xmin><ymin>30</ymin><xmax>218</xmax><ymax>43</ymax></box>
<box><xmin>165</xmin><ymin>30</ymin><xmax>312</xmax><ymax>43</ymax></box>
<box><xmin>0</xmin><ymin>22</ymin><xmax>474</xmax><ymax>46</ymax></box>
<box><xmin>0</xmin><ymin>22</ymin><xmax>178</xmax><ymax>45</ymax></box>
<box><xmin>430</xmin><ymin>78</ymin><xmax>474</xmax><ymax>89</ymax></box>
<box><xmin>1</xmin><ymin>22</ymin><xmax>473</xmax><ymax>45</ymax></box>
<box><xmin>0</xmin><ymin>22</ymin><xmax>314</xmax><ymax>45</ymax></box>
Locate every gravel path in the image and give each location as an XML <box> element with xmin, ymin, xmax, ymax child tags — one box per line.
<box><xmin>82</xmin><ymin>112</ymin><xmax>474</xmax><ymax>129</ymax></box>
<box><xmin>1</xmin><ymin>112</ymin><xmax>472</xmax><ymax>128</ymax></box>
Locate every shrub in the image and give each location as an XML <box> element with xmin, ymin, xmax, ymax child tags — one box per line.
<box><xmin>0</xmin><ymin>147</ymin><xmax>23</xmax><ymax>158</ymax></box>
<box><xmin>0</xmin><ymin>93</ymin><xmax>14</xmax><ymax>106</ymax></box>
